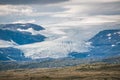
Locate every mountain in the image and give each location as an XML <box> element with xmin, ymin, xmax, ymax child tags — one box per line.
<box><xmin>0</xmin><ymin>23</ymin><xmax>44</xmax><ymax>31</ymax></box>
<box><xmin>0</xmin><ymin>23</ymin><xmax>46</xmax><ymax>45</ymax></box>
<box><xmin>88</xmin><ymin>29</ymin><xmax>120</xmax><ymax>59</ymax></box>
<box><xmin>89</xmin><ymin>29</ymin><xmax>120</xmax><ymax>46</ymax></box>
<box><xmin>69</xmin><ymin>29</ymin><xmax>120</xmax><ymax>60</ymax></box>
<box><xmin>0</xmin><ymin>23</ymin><xmax>46</xmax><ymax>61</ymax></box>
<box><xmin>0</xmin><ymin>23</ymin><xmax>120</xmax><ymax>67</ymax></box>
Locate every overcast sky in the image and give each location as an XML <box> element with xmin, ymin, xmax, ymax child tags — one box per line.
<box><xmin>0</xmin><ymin>0</ymin><xmax>120</xmax><ymax>26</ymax></box>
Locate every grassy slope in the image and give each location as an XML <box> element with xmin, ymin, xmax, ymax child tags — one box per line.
<box><xmin>0</xmin><ymin>63</ymin><xmax>120</xmax><ymax>80</ymax></box>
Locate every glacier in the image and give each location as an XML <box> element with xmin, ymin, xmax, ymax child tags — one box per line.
<box><xmin>0</xmin><ymin>23</ymin><xmax>120</xmax><ymax>60</ymax></box>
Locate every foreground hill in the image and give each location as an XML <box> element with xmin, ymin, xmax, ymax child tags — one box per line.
<box><xmin>0</xmin><ymin>56</ymin><xmax>120</xmax><ymax>71</ymax></box>
<box><xmin>0</xmin><ymin>63</ymin><xmax>120</xmax><ymax>80</ymax></box>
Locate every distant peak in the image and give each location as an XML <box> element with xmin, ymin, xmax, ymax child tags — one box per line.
<box><xmin>0</xmin><ymin>23</ymin><xmax>45</xmax><ymax>31</ymax></box>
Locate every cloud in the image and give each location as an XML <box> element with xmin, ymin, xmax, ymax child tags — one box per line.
<box><xmin>13</xmin><ymin>20</ymin><xmax>36</xmax><ymax>24</ymax></box>
<box><xmin>0</xmin><ymin>5</ymin><xmax>66</xmax><ymax>17</ymax></box>
<box><xmin>0</xmin><ymin>0</ymin><xmax>69</xmax><ymax>5</ymax></box>
<box><xmin>78</xmin><ymin>15</ymin><xmax>120</xmax><ymax>25</ymax></box>
<box><xmin>42</xmin><ymin>0</ymin><xmax>120</xmax><ymax>28</ymax></box>
<box><xmin>51</xmin><ymin>0</ymin><xmax>120</xmax><ymax>18</ymax></box>
<box><xmin>1</xmin><ymin>0</ymin><xmax>120</xmax><ymax>25</ymax></box>
<box><xmin>0</xmin><ymin>5</ymin><xmax>34</xmax><ymax>16</ymax></box>
<box><xmin>46</xmin><ymin>15</ymin><xmax>120</xmax><ymax>27</ymax></box>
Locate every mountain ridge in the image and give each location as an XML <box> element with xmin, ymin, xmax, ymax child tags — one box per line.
<box><xmin>0</xmin><ymin>23</ymin><xmax>120</xmax><ymax>68</ymax></box>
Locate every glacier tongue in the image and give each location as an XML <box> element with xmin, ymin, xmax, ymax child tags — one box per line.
<box><xmin>14</xmin><ymin>26</ymin><xmax>93</xmax><ymax>59</ymax></box>
<box><xmin>0</xmin><ymin>23</ymin><xmax>92</xmax><ymax>59</ymax></box>
<box><xmin>17</xmin><ymin>36</ymin><xmax>91</xmax><ymax>59</ymax></box>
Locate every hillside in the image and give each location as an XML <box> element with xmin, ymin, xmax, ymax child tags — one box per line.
<box><xmin>0</xmin><ymin>63</ymin><xmax>120</xmax><ymax>80</ymax></box>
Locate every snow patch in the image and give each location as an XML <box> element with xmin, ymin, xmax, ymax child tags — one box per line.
<box><xmin>111</xmin><ymin>44</ymin><xmax>115</xmax><ymax>47</ymax></box>
<box><xmin>17</xmin><ymin>28</ymin><xmax>41</xmax><ymax>35</ymax></box>
<box><xmin>108</xmin><ymin>37</ymin><xmax>111</xmax><ymax>39</ymax></box>
<box><xmin>107</xmin><ymin>33</ymin><xmax>111</xmax><ymax>36</ymax></box>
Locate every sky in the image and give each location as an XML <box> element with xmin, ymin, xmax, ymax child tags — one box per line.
<box><xmin>0</xmin><ymin>0</ymin><xmax>120</xmax><ymax>58</ymax></box>
<box><xmin>0</xmin><ymin>0</ymin><xmax>120</xmax><ymax>26</ymax></box>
